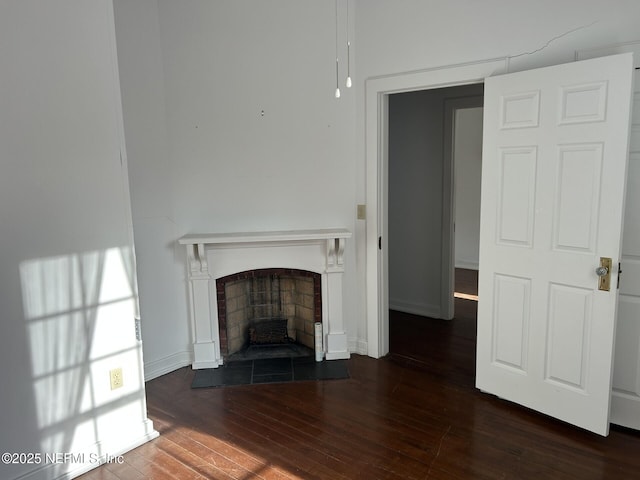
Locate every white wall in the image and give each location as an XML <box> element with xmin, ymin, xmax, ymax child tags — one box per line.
<box><xmin>114</xmin><ymin>0</ymin><xmax>359</xmax><ymax>376</ymax></box>
<box><xmin>354</xmin><ymin>0</ymin><xmax>640</xmax><ymax>79</ymax></box>
<box><xmin>0</xmin><ymin>2</ymin><xmax>156</xmax><ymax>479</ymax></box>
<box><xmin>113</xmin><ymin>0</ymin><xmax>191</xmax><ymax>380</ymax></box>
<box><xmin>388</xmin><ymin>90</ymin><xmax>445</xmax><ymax>317</ymax></box>
<box><xmin>155</xmin><ymin>0</ymin><xmax>356</xmax><ymax>230</ymax></box>
<box><xmin>454</xmin><ymin>107</ymin><xmax>483</xmax><ymax>270</ymax></box>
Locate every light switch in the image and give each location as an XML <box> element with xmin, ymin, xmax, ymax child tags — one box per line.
<box><xmin>357</xmin><ymin>204</ymin><xmax>366</xmax><ymax>220</ymax></box>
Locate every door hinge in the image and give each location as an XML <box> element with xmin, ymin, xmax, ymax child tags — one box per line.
<box><xmin>378</xmin><ymin>236</ymin><xmax>382</xmax><ymax>250</ymax></box>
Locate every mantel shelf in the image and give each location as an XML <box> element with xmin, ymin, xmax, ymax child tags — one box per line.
<box><xmin>179</xmin><ymin>228</ymin><xmax>352</xmax><ymax>246</ymax></box>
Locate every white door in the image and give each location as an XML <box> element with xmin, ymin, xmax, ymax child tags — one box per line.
<box><xmin>476</xmin><ymin>53</ymin><xmax>634</xmax><ymax>436</ymax></box>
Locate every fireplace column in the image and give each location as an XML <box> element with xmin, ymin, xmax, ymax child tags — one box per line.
<box><xmin>324</xmin><ymin>237</ymin><xmax>349</xmax><ymax>360</ymax></box>
<box><xmin>186</xmin><ymin>243</ymin><xmax>221</xmax><ymax>368</ymax></box>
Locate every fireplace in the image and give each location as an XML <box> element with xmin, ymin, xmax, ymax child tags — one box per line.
<box><xmin>178</xmin><ymin>229</ymin><xmax>351</xmax><ymax>369</ymax></box>
<box><xmin>217</xmin><ymin>268</ymin><xmax>321</xmax><ymax>360</ymax></box>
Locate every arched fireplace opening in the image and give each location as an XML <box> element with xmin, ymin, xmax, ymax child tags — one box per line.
<box><xmin>216</xmin><ymin>268</ymin><xmax>321</xmax><ymax>361</ymax></box>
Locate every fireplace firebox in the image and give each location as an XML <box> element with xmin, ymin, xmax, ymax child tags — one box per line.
<box><xmin>216</xmin><ymin>268</ymin><xmax>321</xmax><ymax>360</ymax></box>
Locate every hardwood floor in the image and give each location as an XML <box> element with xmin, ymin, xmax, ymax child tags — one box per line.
<box><xmin>80</xmin><ymin>269</ymin><xmax>640</xmax><ymax>479</ymax></box>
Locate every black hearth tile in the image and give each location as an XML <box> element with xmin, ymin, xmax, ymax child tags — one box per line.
<box><xmin>252</xmin><ymin>357</ymin><xmax>292</xmax><ymax>376</ymax></box>
<box><xmin>217</xmin><ymin>366</ymin><xmax>253</xmax><ymax>386</ymax></box>
<box><xmin>292</xmin><ymin>355</ymin><xmax>316</xmax><ymax>365</ymax></box>
<box><xmin>252</xmin><ymin>372</ymin><xmax>293</xmax><ymax>384</ymax></box>
<box><xmin>225</xmin><ymin>359</ymin><xmax>253</xmax><ymax>368</ymax></box>
<box><xmin>191</xmin><ymin>359</ymin><xmax>348</xmax><ymax>388</ymax></box>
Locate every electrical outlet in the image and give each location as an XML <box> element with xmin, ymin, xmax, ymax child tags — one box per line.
<box><xmin>110</xmin><ymin>367</ymin><xmax>123</xmax><ymax>390</ymax></box>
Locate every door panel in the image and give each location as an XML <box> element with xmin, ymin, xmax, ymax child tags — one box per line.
<box><xmin>477</xmin><ymin>53</ymin><xmax>634</xmax><ymax>436</ymax></box>
<box><xmin>545</xmin><ymin>283</ymin><xmax>591</xmax><ymax>391</ymax></box>
<box><xmin>492</xmin><ymin>274</ymin><xmax>530</xmax><ymax>372</ymax></box>
<box><xmin>554</xmin><ymin>144</ymin><xmax>602</xmax><ymax>251</ymax></box>
<box><xmin>497</xmin><ymin>147</ymin><xmax>537</xmax><ymax>246</ymax></box>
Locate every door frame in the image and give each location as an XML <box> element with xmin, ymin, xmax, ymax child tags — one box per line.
<box><xmin>365</xmin><ymin>58</ymin><xmax>508</xmax><ymax>358</ymax></box>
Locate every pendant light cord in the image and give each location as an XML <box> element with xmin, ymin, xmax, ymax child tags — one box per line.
<box><xmin>346</xmin><ymin>0</ymin><xmax>351</xmax><ymax>88</ymax></box>
<box><xmin>335</xmin><ymin>0</ymin><xmax>341</xmax><ymax>98</ymax></box>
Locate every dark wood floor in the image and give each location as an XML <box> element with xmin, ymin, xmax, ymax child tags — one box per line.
<box><xmin>80</xmin><ymin>269</ymin><xmax>640</xmax><ymax>479</ymax></box>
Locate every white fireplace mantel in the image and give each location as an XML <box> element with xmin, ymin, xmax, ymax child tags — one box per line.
<box><xmin>178</xmin><ymin>228</ymin><xmax>352</xmax><ymax>369</ymax></box>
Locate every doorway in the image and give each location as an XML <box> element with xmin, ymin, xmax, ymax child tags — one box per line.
<box><xmin>364</xmin><ymin>59</ymin><xmax>507</xmax><ymax>359</ymax></box>
<box><xmin>387</xmin><ymin>86</ymin><xmax>483</xmax><ymax>367</ymax></box>
<box><xmin>387</xmin><ymin>85</ymin><xmax>483</xmax><ymax>325</ymax></box>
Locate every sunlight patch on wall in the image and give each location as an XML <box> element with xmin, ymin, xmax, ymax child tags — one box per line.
<box><xmin>19</xmin><ymin>247</ymin><xmax>149</xmax><ymax>475</ymax></box>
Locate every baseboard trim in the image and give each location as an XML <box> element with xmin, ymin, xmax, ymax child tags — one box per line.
<box><xmin>17</xmin><ymin>420</ymin><xmax>159</xmax><ymax>480</ymax></box>
<box><xmin>390</xmin><ymin>299</ymin><xmax>441</xmax><ymax>319</ymax></box>
<box><xmin>455</xmin><ymin>260</ymin><xmax>479</xmax><ymax>270</ymax></box>
<box><xmin>144</xmin><ymin>350</ymin><xmax>192</xmax><ymax>381</ymax></box>
<box><xmin>611</xmin><ymin>389</ymin><xmax>640</xmax><ymax>430</ymax></box>
<box><xmin>349</xmin><ymin>338</ymin><xmax>368</xmax><ymax>356</ymax></box>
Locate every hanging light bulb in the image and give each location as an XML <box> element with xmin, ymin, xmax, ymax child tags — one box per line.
<box><xmin>335</xmin><ymin>59</ymin><xmax>341</xmax><ymax>98</ymax></box>
<box><xmin>345</xmin><ymin>0</ymin><xmax>352</xmax><ymax>88</ymax></box>
<box><xmin>334</xmin><ymin>0</ymin><xmax>341</xmax><ymax>98</ymax></box>
<box><xmin>346</xmin><ymin>41</ymin><xmax>352</xmax><ymax>88</ymax></box>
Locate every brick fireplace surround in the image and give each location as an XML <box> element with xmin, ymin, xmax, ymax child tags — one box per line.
<box><xmin>178</xmin><ymin>229</ymin><xmax>351</xmax><ymax>369</ymax></box>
